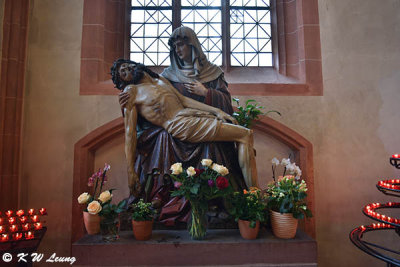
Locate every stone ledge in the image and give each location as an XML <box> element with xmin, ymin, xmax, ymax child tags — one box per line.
<box><xmin>72</xmin><ymin>229</ymin><xmax>317</xmax><ymax>266</ymax></box>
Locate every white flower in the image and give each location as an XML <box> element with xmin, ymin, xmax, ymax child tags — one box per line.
<box><xmin>201</xmin><ymin>159</ymin><xmax>213</xmax><ymax>167</ymax></box>
<box><xmin>78</xmin><ymin>192</ymin><xmax>91</xmax><ymax>204</ymax></box>
<box><xmin>98</xmin><ymin>190</ymin><xmax>112</xmax><ymax>203</ymax></box>
<box><xmin>286</xmin><ymin>163</ymin><xmax>296</xmax><ymax>173</ymax></box>
<box><xmin>170</xmin><ymin>163</ymin><xmax>183</xmax><ymax>175</ymax></box>
<box><xmin>87</xmin><ymin>200</ymin><xmax>102</xmax><ymax>215</ymax></box>
<box><xmin>271</xmin><ymin>157</ymin><xmax>280</xmax><ymax>165</ymax></box>
<box><xmin>281</xmin><ymin>158</ymin><xmax>291</xmax><ymax>166</ymax></box>
<box><xmin>211</xmin><ymin>163</ymin><xmax>229</xmax><ymax>176</ymax></box>
<box><xmin>186</xmin><ymin>166</ymin><xmax>196</xmax><ymax>176</ymax></box>
<box><xmin>279</xmin><ymin>192</ymin><xmax>285</xmax><ymax>198</ymax></box>
<box><xmin>295</xmin><ymin>166</ymin><xmax>302</xmax><ymax>176</ymax></box>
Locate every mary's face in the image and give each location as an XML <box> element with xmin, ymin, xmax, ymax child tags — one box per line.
<box><xmin>118</xmin><ymin>63</ymin><xmax>134</xmax><ymax>82</ymax></box>
<box><xmin>174</xmin><ymin>40</ymin><xmax>191</xmax><ymax>62</ymax></box>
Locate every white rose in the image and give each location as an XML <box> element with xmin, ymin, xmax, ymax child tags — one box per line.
<box><xmin>201</xmin><ymin>159</ymin><xmax>213</xmax><ymax>167</ymax></box>
<box><xmin>281</xmin><ymin>158</ymin><xmax>290</xmax><ymax>166</ymax></box>
<box><xmin>211</xmin><ymin>164</ymin><xmax>229</xmax><ymax>176</ymax></box>
<box><xmin>87</xmin><ymin>200</ymin><xmax>102</xmax><ymax>215</ymax></box>
<box><xmin>170</xmin><ymin>163</ymin><xmax>183</xmax><ymax>175</ymax></box>
<box><xmin>78</xmin><ymin>192</ymin><xmax>90</xmax><ymax>204</ymax></box>
<box><xmin>186</xmin><ymin>166</ymin><xmax>196</xmax><ymax>176</ymax></box>
<box><xmin>98</xmin><ymin>190</ymin><xmax>112</xmax><ymax>203</ymax></box>
<box><xmin>271</xmin><ymin>157</ymin><xmax>280</xmax><ymax>165</ymax></box>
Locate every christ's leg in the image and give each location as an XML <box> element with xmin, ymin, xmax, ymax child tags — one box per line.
<box><xmin>211</xmin><ymin>123</ymin><xmax>258</xmax><ymax>188</ymax></box>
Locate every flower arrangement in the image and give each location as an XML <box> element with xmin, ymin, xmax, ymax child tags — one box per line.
<box><xmin>77</xmin><ymin>163</ymin><xmax>112</xmax><ymax>215</ymax></box>
<box><xmin>232</xmin><ymin>98</ymin><xmax>281</xmax><ymax>129</ymax></box>
<box><xmin>169</xmin><ymin>159</ymin><xmax>233</xmax><ymax>239</ymax></box>
<box><xmin>131</xmin><ymin>199</ymin><xmax>156</xmax><ymax>221</ymax></box>
<box><xmin>229</xmin><ymin>187</ymin><xmax>267</xmax><ymax>228</ymax></box>
<box><xmin>267</xmin><ymin>158</ymin><xmax>312</xmax><ymax>219</ymax></box>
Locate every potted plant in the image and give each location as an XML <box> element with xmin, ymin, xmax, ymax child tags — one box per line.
<box><xmin>230</xmin><ymin>187</ymin><xmax>267</xmax><ymax>240</ymax></box>
<box><xmin>77</xmin><ymin>163</ymin><xmax>111</xmax><ymax>234</ymax></box>
<box><xmin>169</xmin><ymin>159</ymin><xmax>233</xmax><ymax>240</ymax></box>
<box><xmin>131</xmin><ymin>199</ymin><xmax>156</xmax><ymax>241</ymax></box>
<box><xmin>266</xmin><ymin>157</ymin><xmax>312</xmax><ymax>239</ymax></box>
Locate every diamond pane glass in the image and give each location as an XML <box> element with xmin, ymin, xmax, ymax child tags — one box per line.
<box><xmin>181</xmin><ymin>0</ymin><xmax>222</xmax><ymax>65</ymax></box>
<box><xmin>230</xmin><ymin>0</ymin><xmax>272</xmax><ymax>66</ymax></box>
<box><xmin>130</xmin><ymin>0</ymin><xmax>172</xmax><ymax>66</ymax></box>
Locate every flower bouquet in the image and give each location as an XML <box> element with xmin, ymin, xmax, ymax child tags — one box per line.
<box><xmin>266</xmin><ymin>158</ymin><xmax>312</xmax><ymax>238</ymax></box>
<box><xmin>230</xmin><ymin>187</ymin><xmax>267</xmax><ymax>239</ymax></box>
<box><xmin>131</xmin><ymin>199</ymin><xmax>156</xmax><ymax>240</ymax></box>
<box><xmin>169</xmin><ymin>159</ymin><xmax>233</xmax><ymax>240</ymax></box>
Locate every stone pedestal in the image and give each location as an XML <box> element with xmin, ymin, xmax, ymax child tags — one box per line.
<box><xmin>72</xmin><ymin>229</ymin><xmax>317</xmax><ymax>266</ymax></box>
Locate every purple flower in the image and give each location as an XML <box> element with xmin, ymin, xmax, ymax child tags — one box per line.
<box><xmin>87</xmin><ymin>177</ymin><xmax>95</xmax><ymax>187</ymax></box>
<box><xmin>208</xmin><ymin>180</ymin><xmax>214</xmax><ymax>187</ymax></box>
<box><xmin>174</xmin><ymin>181</ymin><xmax>182</xmax><ymax>188</ymax></box>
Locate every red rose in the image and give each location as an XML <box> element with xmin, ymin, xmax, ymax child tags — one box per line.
<box><xmin>195</xmin><ymin>168</ymin><xmax>204</xmax><ymax>176</ymax></box>
<box><xmin>216</xmin><ymin>176</ymin><xmax>229</xmax><ymax>190</ymax></box>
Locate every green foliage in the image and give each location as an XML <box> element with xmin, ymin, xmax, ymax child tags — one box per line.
<box><xmin>232</xmin><ymin>98</ymin><xmax>281</xmax><ymax>129</ymax></box>
<box><xmin>266</xmin><ymin>176</ymin><xmax>312</xmax><ymax>219</ymax></box>
<box><xmin>229</xmin><ymin>188</ymin><xmax>267</xmax><ymax>228</ymax></box>
<box><xmin>170</xmin><ymin>165</ymin><xmax>233</xmax><ymax>210</ymax></box>
<box><xmin>131</xmin><ymin>199</ymin><xmax>156</xmax><ymax>221</ymax></box>
<box><xmin>100</xmin><ymin>198</ymin><xmax>127</xmax><ymax>220</ymax></box>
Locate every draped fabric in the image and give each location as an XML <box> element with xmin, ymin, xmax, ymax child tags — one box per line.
<box><xmin>134</xmin><ymin>75</ymin><xmax>247</xmax><ymax>226</ymax></box>
<box><xmin>160</xmin><ymin>26</ymin><xmax>223</xmax><ymax>84</ymax></box>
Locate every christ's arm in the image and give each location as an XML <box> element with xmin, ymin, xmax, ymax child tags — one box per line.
<box><xmin>123</xmin><ymin>85</ymin><xmax>141</xmax><ymax>197</ymax></box>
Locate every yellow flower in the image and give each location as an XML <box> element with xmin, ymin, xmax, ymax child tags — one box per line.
<box><xmin>87</xmin><ymin>200</ymin><xmax>102</xmax><ymax>215</ymax></box>
<box><xmin>201</xmin><ymin>159</ymin><xmax>213</xmax><ymax>167</ymax></box>
<box><xmin>78</xmin><ymin>192</ymin><xmax>90</xmax><ymax>204</ymax></box>
<box><xmin>170</xmin><ymin>162</ymin><xmax>183</xmax><ymax>175</ymax></box>
<box><xmin>186</xmin><ymin>166</ymin><xmax>196</xmax><ymax>177</ymax></box>
<box><xmin>98</xmin><ymin>190</ymin><xmax>112</xmax><ymax>203</ymax></box>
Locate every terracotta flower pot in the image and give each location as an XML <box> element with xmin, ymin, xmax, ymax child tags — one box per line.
<box><xmin>238</xmin><ymin>219</ymin><xmax>260</xmax><ymax>240</ymax></box>
<box><xmin>83</xmin><ymin>211</ymin><xmax>100</xmax><ymax>235</ymax></box>
<box><xmin>270</xmin><ymin>210</ymin><xmax>298</xmax><ymax>239</ymax></box>
<box><xmin>132</xmin><ymin>220</ymin><xmax>153</xmax><ymax>240</ymax></box>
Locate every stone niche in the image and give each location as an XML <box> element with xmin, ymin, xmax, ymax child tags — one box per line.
<box><xmin>71</xmin><ymin>116</ymin><xmax>316</xmax><ymax>266</ymax></box>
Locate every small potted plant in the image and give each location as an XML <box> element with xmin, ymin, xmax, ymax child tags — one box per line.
<box><xmin>266</xmin><ymin>157</ymin><xmax>312</xmax><ymax>239</ymax></box>
<box><xmin>230</xmin><ymin>187</ymin><xmax>267</xmax><ymax>240</ymax></box>
<box><xmin>77</xmin><ymin>163</ymin><xmax>111</xmax><ymax>234</ymax></box>
<box><xmin>131</xmin><ymin>199</ymin><xmax>156</xmax><ymax>241</ymax></box>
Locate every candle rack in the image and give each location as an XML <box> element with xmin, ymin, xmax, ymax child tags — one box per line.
<box><xmin>350</xmin><ymin>155</ymin><xmax>400</xmax><ymax>267</ymax></box>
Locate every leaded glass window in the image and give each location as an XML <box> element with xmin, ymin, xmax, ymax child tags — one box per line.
<box><xmin>230</xmin><ymin>0</ymin><xmax>272</xmax><ymax>66</ymax></box>
<box><xmin>130</xmin><ymin>0</ymin><xmax>272</xmax><ymax>67</ymax></box>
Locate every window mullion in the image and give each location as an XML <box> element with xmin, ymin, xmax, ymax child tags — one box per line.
<box><xmin>221</xmin><ymin>0</ymin><xmax>230</xmax><ymax>71</ymax></box>
<box><xmin>172</xmin><ymin>0</ymin><xmax>181</xmax><ymax>30</ymax></box>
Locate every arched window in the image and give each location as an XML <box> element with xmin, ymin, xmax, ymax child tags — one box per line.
<box><xmin>130</xmin><ymin>0</ymin><xmax>273</xmax><ymax>67</ymax></box>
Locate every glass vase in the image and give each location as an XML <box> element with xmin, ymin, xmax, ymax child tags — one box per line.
<box><xmin>188</xmin><ymin>202</ymin><xmax>208</xmax><ymax>240</ymax></box>
<box><xmin>100</xmin><ymin>216</ymin><xmax>120</xmax><ymax>242</ymax></box>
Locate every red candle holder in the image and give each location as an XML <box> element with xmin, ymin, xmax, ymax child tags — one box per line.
<box><xmin>20</xmin><ymin>216</ymin><xmax>27</xmax><ymax>223</ymax></box>
<box><xmin>0</xmin><ymin>226</ymin><xmax>4</xmax><ymax>233</ymax></box>
<box><xmin>39</xmin><ymin>208</ymin><xmax>47</xmax><ymax>215</ymax></box>
<box><xmin>22</xmin><ymin>223</ymin><xmax>30</xmax><ymax>231</ymax></box>
<box><xmin>34</xmin><ymin>222</ymin><xmax>42</xmax><ymax>230</ymax></box>
<box><xmin>31</xmin><ymin>215</ymin><xmax>39</xmax><ymax>223</ymax></box>
<box><xmin>8</xmin><ymin>217</ymin><xmax>16</xmax><ymax>224</ymax></box>
<box><xmin>16</xmin><ymin>209</ymin><xmax>24</xmax><ymax>217</ymax></box>
<box><xmin>9</xmin><ymin>225</ymin><xmax>18</xmax><ymax>232</ymax></box>
<box><xmin>13</xmin><ymin>232</ymin><xmax>23</xmax><ymax>240</ymax></box>
<box><xmin>1</xmin><ymin>234</ymin><xmax>9</xmax><ymax>242</ymax></box>
<box><xmin>25</xmin><ymin>231</ymin><xmax>34</xmax><ymax>240</ymax></box>
<box><xmin>5</xmin><ymin>210</ymin><xmax>13</xmax><ymax>217</ymax></box>
<box><xmin>28</xmin><ymin>209</ymin><xmax>35</xmax><ymax>216</ymax></box>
